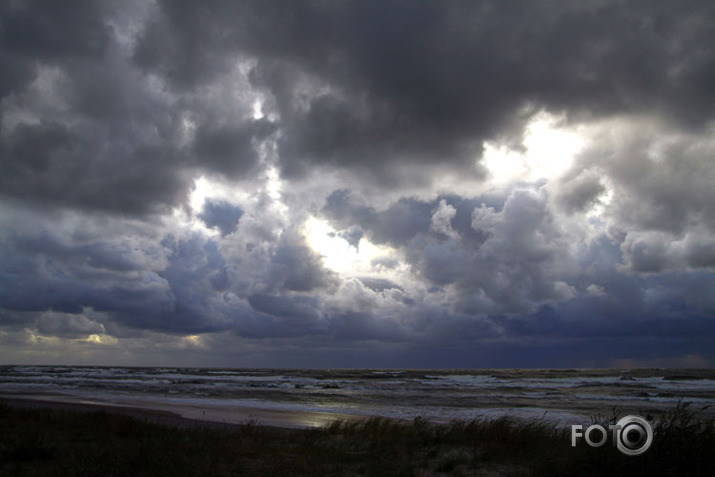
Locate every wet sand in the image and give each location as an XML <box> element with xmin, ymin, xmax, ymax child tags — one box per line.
<box><xmin>0</xmin><ymin>393</ymin><xmax>368</xmax><ymax>430</ymax></box>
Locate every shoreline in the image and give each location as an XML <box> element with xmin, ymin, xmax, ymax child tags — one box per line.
<box><xmin>0</xmin><ymin>394</ymin><xmax>369</xmax><ymax>431</ymax></box>
<box><xmin>2</xmin><ymin>395</ymin><xmax>712</xmax><ymax>476</ymax></box>
<box><xmin>1</xmin><ymin>396</ymin><xmax>244</xmax><ymax>431</ymax></box>
<box><xmin>3</xmin><ymin>366</ymin><xmax>714</xmax><ymax>431</ymax></box>
<box><xmin>4</xmin><ymin>387</ymin><xmax>713</xmax><ymax>430</ymax></box>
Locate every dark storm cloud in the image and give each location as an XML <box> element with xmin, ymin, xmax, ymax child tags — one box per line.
<box><xmin>3</xmin><ymin>120</ymin><xmax>80</xmax><ymax>179</ymax></box>
<box><xmin>269</xmin><ymin>235</ymin><xmax>339</xmax><ymax>293</ymax></box>
<box><xmin>563</xmin><ymin>119</ymin><xmax>715</xmax><ymax>274</ymax></box>
<box><xmin>329</xmin><ymin>310</ymin><xmax>407</xmax><ymax>342</ymax></box>
<box><xmin>1</xmin><ymin>0</ymin><xmax>110</xmax><ymax>60</ymax></box>
<box><xmin>323</xmin><ymin>190</ymin><xmax>436</xmax><ymax>247</ymax></box>
<box><xmin>14</xmin><ymin>230</ymin><xmax>157</xmax><ymax>273</ymax></box>
<box><xmin>4</xmin><ymin>0</ymin><xmax>715</xmax><ymax>209</ymax></box>
<box><xmin>128</xmin><ymin>0</ymin><xmax>715</xmax><ymax>183</ymax></box>
<box><xmin>0</xmin><ymin>0</ymin><xmax>108</xmax><ymax>98</ymax></box>
<box><xmin>0</xmin><ymin>217</ymin><xmax>171</xmax><ymax>328</ymax></box>
<box><xmin>583</xmin><ymin>125</ymin><xmax>715</xmax><ymax>235</ymax></box>
<box><xmin>0</xmin><ymin>202</ymin><xmax>341</xmax><ymax>336</ymax></box>
<box><xmin>0</xmin><ymin>33</ymin><xmax>190</xmax><ymax>216</ymax></box>
<box><xmin>556</xmin><ymin>171</ymin><xmax>606</xmax><ymax>214</ymax></box>
<box><xmin>1</xmin><ymin>121</ymin><xmax>189</xmax><ymax>216</ymax></box>
<box><xmin>1</xmin><ymin>0</ymin><xmax>714</xmax><ymax>367</ymax></box>
<box><xmin>34</xmin><ymin>309</ymin><xmax>106</xmax><ymax>338</ymax></box>
<box><xmin>245</xmin><ymin>294</ymin><xmax>326</xmax><ymax>337</ymax></box>
<box><xmin>0</xmin><ymin>0</ymin><xmax>271</xmax><ymax>217</ymax></box>
<box><xmin>0</xmin><ymin>229</ymin><xmax>234</xmax><ymax>334</ymax></box>
<box><xmin>192</xmin><ymin>119</ymin><xmax>277</xmax><ymax>178</ymax></box>
<box><xmin>515</xmin><ymin>273</ymin><xmax>715</xmax><ymax>345</ymax></box>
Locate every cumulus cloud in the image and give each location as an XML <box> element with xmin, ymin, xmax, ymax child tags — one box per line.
<box><xmin>430</xmin><ymin>200</ymin><xmax>459</xmax><ymax>239</ymax></box>
<box><xmin>1</xmin><ymin>0</ymin><xmax>714</xmax><ymax>367</ymax></box>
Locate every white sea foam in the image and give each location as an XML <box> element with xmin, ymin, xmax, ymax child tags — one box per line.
<box><xmin>2</xmin><ymin>366</ymin><xmax>713</xmax><ymax>428</ymax></box>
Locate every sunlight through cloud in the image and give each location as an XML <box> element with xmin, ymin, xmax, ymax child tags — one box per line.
<box><xmin>483</xmin><ymin>112</ymin><xmax>585</xmax><ymax>185</ymax></box>
<box><xmin>303</xmin><ymin>217</ymin><xmax>391</xmax><ymax>276</ymax></box>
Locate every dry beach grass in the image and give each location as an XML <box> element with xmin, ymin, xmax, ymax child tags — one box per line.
<box><xmin>0</xmin><ymin>398</ymin><xmax>713</xmax><ymax>476</ymax></box>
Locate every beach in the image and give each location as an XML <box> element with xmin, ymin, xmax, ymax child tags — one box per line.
<box><xmin>1</xmin><ymin>393</ymin><xmax>713</xmax><ymax>477</ymax></box>
<box><xmin>0</xmin><ymin>394</ymin><xmax>365</xmax><ymax>430</ymax></box>
<box><xmin>1</xmin><ymin>366</ymin><xmax>714</xmax><ymax>429</ymax></box>
<box><xmin>2</xmin><ymin>365</ymin><xmax>715</xmax><ymax>475</ymax></box>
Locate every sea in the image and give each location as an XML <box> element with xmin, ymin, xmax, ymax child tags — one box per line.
<box><xmin>1</xmin><ymin>366</ymin><xmax>714</xmax><ymax>428</ymax></box>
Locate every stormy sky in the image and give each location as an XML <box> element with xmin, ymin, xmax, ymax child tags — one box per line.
<box><xmin>1</xmin><ymin>0</ymin><xmax>715</xmax><ymax>368</ymax></box>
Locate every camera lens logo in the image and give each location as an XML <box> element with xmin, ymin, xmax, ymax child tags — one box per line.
<box><xmin>614</xmin><ymin>415</ymin><xmax>653</xmax><ymax>456</ymax></box>
<box><xmin>571</xmin><ymin>414</ymin><xmax>653</xmax><ymax>456</ymax></box>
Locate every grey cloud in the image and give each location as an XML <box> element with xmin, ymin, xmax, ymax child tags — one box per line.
<box><xmin>96</xmin><ymin>228</ymin><xmax>338</xmax><ymax>333</ymax></box>
<box><xmin>621</xmin><ymin>232</ymin><xmax>674</xmax><ymax>273</ymax></box>
<box><xmin>495</xmin><ymin>305</ymin><xmax>562</xmax><ymax>338</ymax></box>
<box><xmin>0</xmin><ymin>230</ymin><xmax>172</xmax><ymax>331</ymax></box>
<box><xmin>248</xmin><ymin>294</ymin><xmax>320</xmax><ymax>321</ymax></box>
<box><xmin>5</xmin><ymin>121</ymin><xmax>79</xmax><ymax>171</ymax></box>
<box><xmin>565</xmin><ymin>119</ymin><xmax>715</xmax><ymax>273</ymax></box>
<box><xmin>322</xmin><ymin>186</ymin><xmax>575</xmax><ymax>314</ymax></box>
<box><xmin>323</xmin><ymin>190</ymin><xmax>434</xmax><ymax>247</ymax></box>
<box><xmin>556</xmin><ymin>171</ymin><xmax>606</xmax><ymax>213</ymax></box>
<box><xmin>34</xmin><ymin>309</ymin><xmax>107</xmax><ymax>338</ymax></box>
<box><xmin>0</xmin><ymin>138</ymin><xmax>191</xmax><ymax>216</ymax></box>
<box><xmin>620</xmin><ymin>229</ymin><xmax>715</xmax><ymax>274</ymax></box>
<box><xmin>331</xmin><ymin>225</ymin><xmax>363</xmax><ymax>250</ymax></box>
<box><xmin>430</xmin><ymin>200</ymin><xmax>458</xmax><ymax>239</ymax></box>
<box><xmin>149</xmin><ymin>234</ymin><xmax>234</xmax><ymax>332</ymax></box>
<box><xmin>192</xmin><ymin>119</ymin><xmax>277</xmax><ymax>178</ymax></box>
<box><xmin>0</xmin><ymin>48</ymin><xmax>34</xmax><ymax>100</ymax></box>
<box><xmin>0</xmin><ymin>0</ymin><xmax>112</xmax><ymax>122</ymax></box>
<box><xmin>270</xmin><ymin>237</ymin><xmax>338</xmax><ymax>293</ymax></box>
<box><xmin>329</xmin><ymin>311</ymin><xmax>406</xmax><ymax>342</ymax></box>
<box><xmin>132</xmin><ymin>0</ymin><xmax>715</xmax><ymax>184</ymax></box>
<box><xmin>584</xmin><ymin>123</ymin><xmax>715</xmax><ymax>234</ymax></box>
<box><xmin>0</xmin><ymin>51</ymin><xmax>190</xmax><ymax>216</ymax></box>
<box><xmin>2</xmin><ymin>0</ymin><xmax>110</xmax><ymax>60</ymax></box>
<box><xmin>6</xmin><ymin>0</ymin><xmax>715</xmax><ymax>213</ymax></box>
<box><xmin>0</xmin><ymin>1</ymin><xmax>265</xmax><ymax>217</ymax></box>
<box><xmin>15</xmin><ymin>233</ymin><xmax>163</xmax><ymax>274</ymax></box>
<box><xmin>323</xmin><ymin>190</ymin><xmax>501</xmax><ymax>249</ymax></box>
<box><xmin>1</xmin><ymin>0</ymin><xmax>714</xmax><ymax>366</ymax></box>
<box><xmin>246</xmin><ymin>294</ymin><xmax>325</xmax><ymax>337</ymax></box>
<box><xmin>132</xmin><ymin>0</ymin><xmax>240</xmax><ymax>89</ymax></box>
<box><xmin>357</xmin><ymin>277</ymin><xmax>403</xmax><ymax>293</ymax></box>
<box><xmin>671</xmin><ymin>272</ymin><xmax>715</xmax><ymax>315</ymax></box>
<box><xmin>685</xmin><ymin>240</ymin><xmax>715</xmax><ymax>269</ymax></box>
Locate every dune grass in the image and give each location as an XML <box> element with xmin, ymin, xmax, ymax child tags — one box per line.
<box><xmin>1</xmin><ymin>400</ymin><xmax>712</xmax><ymax>476</ymax></box>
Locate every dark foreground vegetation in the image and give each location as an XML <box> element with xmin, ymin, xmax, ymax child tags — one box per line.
<box><xmin>1</xmin><ymin>400</ymin><xmax>712</xmax><ymax>476</ymax></box>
